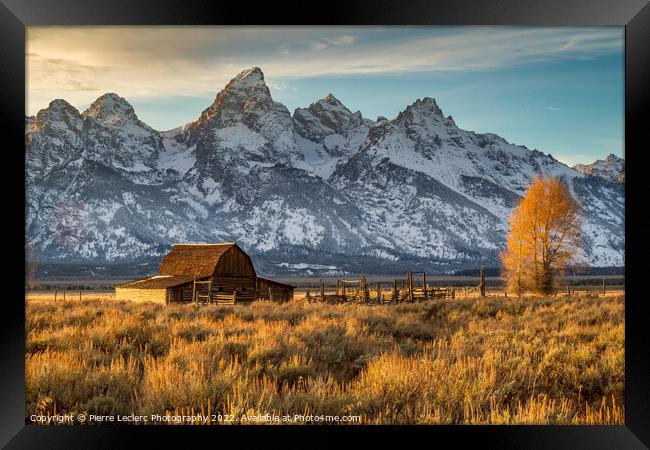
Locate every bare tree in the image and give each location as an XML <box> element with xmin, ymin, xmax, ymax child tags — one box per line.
<box><xmin>25</xmin><ymin>244</ymin><xmax>39</xmax><ymax>290</ymax></box>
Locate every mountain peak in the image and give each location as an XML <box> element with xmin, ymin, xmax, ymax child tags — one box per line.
<box><xmin>605</xmin><ymin>153</ymin><xmax>623</xmax><ymax>163</ymax></box>
<box><xmin>293</xmin><ymin>93</ymin><xmax>363</xmax><ymax>144</ymax></box>
<box><xmin>48</xmin><ymin>98</ymin><xmax>78</xmax><ymax>112</ymax></box>
<box><xmin>396</xmin><ymin>96</ymin><xmax>447</xmax><ymax>127</ymax></box>
<box><xmin>189</xmin><ymin>67</ymin><xmax>299</xmax><ymax>163</ymax></box>
<box><xmin>311</xmin><ymin>93</ymin><xmax>350</xmax><ymax>114</ymax></box>
<box><xmin>405</xmin><ymin>97</ymin><xmax>445</xmax><ymax>117</ymax></box>
<box><xmin>239</xmin><ymin>66</ymin><xmax>264</xmax><ymax>79</ymax></box>
<box><xmin>574</xmin><ymin>153</ymin><xmax>624</xmax><ymax>183</ymax></box>
<box><xmin>323</xmin><ymin>93</ymin><xmax>343</xmax><ymax>106</ymax></box>
<box><xmin>226</xmin><ymin>67</ymin><xmax>268</xmax><ymax>92</ymax></box>
<box><xmin>203</xmin><ymin>67</ymin><xmax>273</xmax><ymax>116</ymax></box>
<box><xmin>34</xmin><ymin>99</ymin><xmax>82</xmax><ymax>130</ymax></box>
<box><xmin>83</xmin><ymin>93</ymin><xmax>138</xmax><ymax>125</ymax></box>
<box><xmin>90</xmin><ymin>92</ymin><xmax>133</xmax><ymax>108</ymax></box>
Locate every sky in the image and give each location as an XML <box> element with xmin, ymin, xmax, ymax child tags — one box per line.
<box><xmin>26</xmin><ymin>26</ymin><xmax>624</xmax><ymax>166</ymax></box>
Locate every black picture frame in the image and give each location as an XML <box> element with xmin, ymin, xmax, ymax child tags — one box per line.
<box><xmin>2</xmin><ymin>0</ymin><xmax>648</xmax><ymax>448</ymax></box>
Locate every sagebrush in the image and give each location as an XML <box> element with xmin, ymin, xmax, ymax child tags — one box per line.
<box><xmin>26</xmin><ymin>294</ymin><xmax>624</xmax><ymax>424</ymax></box>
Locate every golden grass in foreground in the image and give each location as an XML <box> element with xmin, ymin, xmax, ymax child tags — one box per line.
<box><xmin>26</xmin><ymin>295</ymin><xmax>624</xmax><ymax>424</ymax></box>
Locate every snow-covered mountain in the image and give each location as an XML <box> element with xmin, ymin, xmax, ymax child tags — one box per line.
<box><xmin>574</xmin><ymin>154</ymin><xmax>625</xmax><ymax>183</ymax></box>
<box><xmin>25</xmin><ymin>67</ymin><xmax>625</xmax><ymax>275</ymax></box>
<box><xmin>293</xmin><ymin>93</ymin><xmax>373</xmax><ymax>178</ymax></box>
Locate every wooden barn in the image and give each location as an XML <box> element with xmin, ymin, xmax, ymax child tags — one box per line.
<box><xmin>115</xmin><ymin>243</ymin><xmax>294</xmax><ymax>305</ymax></box>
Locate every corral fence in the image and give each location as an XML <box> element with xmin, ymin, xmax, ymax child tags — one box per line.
<box><xmin>298</xmin><ymin>267</ymin><xmax>623</xmax><ymax>304</ymax></box>
<box><xmin>25</xmin><ymin>289</ymin><xmax>115</xmax><ymax>302</ymax></box>
<box><xmin>26</xmin><ymin>270</ymin><xmax>624</xmax><ymax>304</ymax></box>
<box><xmin>303</xmin><ymin>271</ymin><xmax>468</xmax><ymax>305</ymax></box>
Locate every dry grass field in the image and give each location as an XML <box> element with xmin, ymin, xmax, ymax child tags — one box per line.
<box><xmin>25</xmin><ymin>294</ymin><xmax>624</xmax><ymax>425</ymax></box>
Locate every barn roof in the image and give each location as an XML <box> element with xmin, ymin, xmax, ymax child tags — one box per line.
<box><xmin>116</xmin><ymin>275</ymin><xmax>196</xmax><ymax>289</ymax></box>
<box><xmin>158</xmin><ymin>243</ymin><xmax>236</xmax><ymax>277</ymax></box>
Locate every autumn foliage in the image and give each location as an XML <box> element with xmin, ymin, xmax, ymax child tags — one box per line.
<box><xmin>501</xmin><ymin>176</ymin><xmax>582</xmax><ymax>295</ymax></box>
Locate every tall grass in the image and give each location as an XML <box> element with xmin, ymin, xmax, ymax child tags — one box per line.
<box><xmin>26</xmin><ymin>294</ymin><xmax>624</xmax><ymax>424</ymax></box>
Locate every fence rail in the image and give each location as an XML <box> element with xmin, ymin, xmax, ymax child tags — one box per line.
<box><xmin>26</xmin><ymin>276</ymin><xmax>624</xmax><ymax>305</ymax></box>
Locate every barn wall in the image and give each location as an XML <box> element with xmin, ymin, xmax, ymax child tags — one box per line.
<box><xmin>115</xmin><ymin>287</ymin><xmax>167</xmax><ymax>304</ymax></box>
<box><xmin>209</xmin><ymin>276</ymin><xmax>257</xmax><ymax>301</ymax></box>
<box><xmin>213</xmin><ymin>246</ymin><xmax>256</xmax><ymax>277</ymax></box>
<box><xmin>174</xmin><ymin>282</ymin><xmax>256</xmax><ymax>302</ymax></box>
<box><xmin>170</xmin><ymin>277</ymin><xmax>258</xmax><ymax>303</ymax></box>
<box><xmin>256</xmin><ymin>278</ymin><xmax>294</xmax><ymax>302</ymax></box>
<box><xmin>166</xmin><ymin>283</ymin><xmax>193</xmax><ymax>302</ymax></box>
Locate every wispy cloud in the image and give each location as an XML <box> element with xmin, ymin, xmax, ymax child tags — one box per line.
<box><xmin>325</xmin><ymin>35</ymin><xmax>356</xmax><ymax>46</ymax></box>
<box><xmin>309</xmin><ymin>41</ymin><xmax>330</xmax><ymax>51</ymax></box>
<box><xmin>308</xmin><ymin>35</ymin><xmax>356</xmax><ymax>51</ymax></box>
<box><xmin>26</xmin><ymin>26</ymin><xmax>623</xmax><ymax>116</ymax></box>
<box><xmin>266</xmin><ymin>80</ymin><xmax>298</xmax><ymax>92</ymax></box>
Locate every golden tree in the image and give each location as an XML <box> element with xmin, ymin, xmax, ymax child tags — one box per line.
<box><xmin>501</xmin><ymin>176</ymin><xmax>582</xmax><ymax>295</ymax></box>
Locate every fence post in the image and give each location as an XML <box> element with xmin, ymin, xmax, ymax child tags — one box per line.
<box><xmin>479</xmin><ymin>267</ymin><xmax>485</xmax><ymax>298</ymax></box>
<box><xmin>320</xmin><ymin>279</ymin><xmax>324</xmax><ymax>301</ymax></box>
<box><xmin>54</xmin><ymin>290</ymin><xmax>57</xmax><ymax>302</ymax></box>
<box><xmin>602</xmin><ymin>277</ymin><xmax>606</xmax><ymax>296</ymax></box>
<box><xmin>423</xmin><ymin>273</ymin><xmax>427</xmax><ymax>298</ymax></box>
<box><xmin>233</xmin><ymin>289</ymin><xmax>238</xmax><ymax>306</ymax></box>
<box><xmin>192</xmin><ymin>274</ymin><xmax>197</xmax><ymax>306</ymax></box>
<box><xmin>79</xmin><ymin>291</ymin><xmax>81</xmax><ymax>301</ymax></box>
<box><xmin>63</xmin><ymin>290</ymin><xmax>66</xmax><ymax>301</ymax></box>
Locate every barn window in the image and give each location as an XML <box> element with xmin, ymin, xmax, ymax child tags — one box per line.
<box><xmin>242</xmin><ymin>288</ymin><xmax>247</xmax><ymax>292</ymax></box>
<box><xmin>218</xmin><ymin>287</ymin><xmax>223</xmax><ymax>292</ymax></box>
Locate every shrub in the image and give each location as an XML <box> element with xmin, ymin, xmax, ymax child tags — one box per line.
<box><xmin>25</xmin><ymin>295</ymin><xmax>624</xmax><ymax>424</ymax></box>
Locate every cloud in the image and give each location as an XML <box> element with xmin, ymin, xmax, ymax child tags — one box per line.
<box><xmin>26</xmin><ymin>26</ymin><xmax>623</xmax><ymax>116</ymax></box>
<box><xmin>325</xmin><ymin>35</ymin><xmax>356</xmax><ymax>46</ymax></box>
<box><xmin>547</xmin><ymin>106</ymin><xmax>560</xmax><ymax>111</ymax></box>
<box><xmin>330</xmin><ymin>36</ymin><xmax>357</xmax><ymax>45</ymax></box>
<box><xmin>309</xmin><ymin>35</ymin><xmax>357</xmax><ymax>50</ymax></box>
<box><xmin>276</xmin><ymin>46</ymin><xmax>290</xmax><ymax>56</ymax></box>
<box><xmin>267</xmin><ymin>80</ymin><xmax>291</xmax><ymax>91</ymax></box>
<box><xmin>309</xmin><ymin>41</ymin><xmax>330</xmax><ymax>51</ymax></box>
